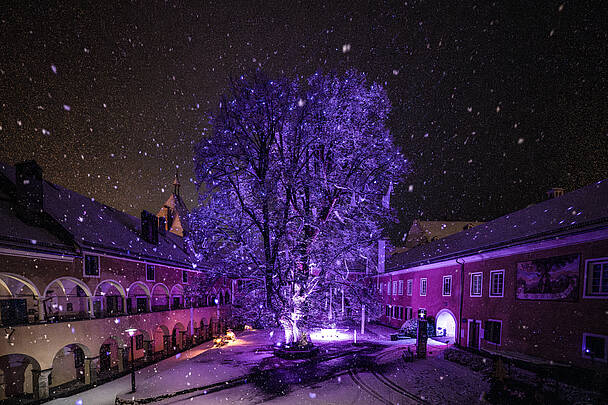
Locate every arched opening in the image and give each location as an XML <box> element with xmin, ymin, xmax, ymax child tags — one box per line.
<box><xmin>170</xmin><ymin>284</ymin><xmax>184</xmax><ymax>310</ymax></box>
<box><xmin>207</xmin><ymin>294</ymin><xmax>216</xmax><ymax>307</ymax></box>
<box><xmin>0</xmin><ymin>354</ymin><xmax>41</xmax><ymax>401</ymax></box>
<box><xmin>153</xmin><ymin>325</ymin><xmax>170</xmax><ymax>358</ymax></box>
<box><xmin>93</xmin><ymin>280</ymin><xmax>125</xmax><ymax>317</ymax></box>
<box><xmin>43</xmin><ymin>277</ymin><xmax>93</xmax><ymax>322</ymax></box>
<box><xmin>171</xmin><ymin>322</ymin><xmax>186</xmax><ymax>352</ymax></box>
<box><xmin>125</xmin><ymin>329</ymin><xmax>151</xmax><ymax>364</ymax></box>
<box><xmin>127</xmin><ymin>282</ymin><xmax>150</xmax><ymax>314</ymax></box>
<box><xmin>0</xmin><ymin>273</ymin><xmax>41</xmax><ymax>326</ymax></box>
<box><xmin>218</xmin><ymin>291</ymin><xmax>224</xmax><ymax>305</ymax></box>
<box><xmin>98</xmin><ymin>337</ymin><xmax>124</xmax><ymax>378</ymax></box>
<box><xmin>151</xmin><ymin>283</ymin><xmax>170</xmax><ymax>312</ymax></box>
<box><xmin>436</xmin><ymin>309</ymin><xmax>457</xmax><ymax>342</ymax></box>
<box><xmin>199</xmin><ymin>319</ymin><xmax>207</xmax><ymax>341</ymax></box>
<box><xmin>50</xmin><ymin>343</ymin><xmax>91</xmax><ymax>391</ymax></box>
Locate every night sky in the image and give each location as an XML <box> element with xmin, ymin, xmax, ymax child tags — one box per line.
<box><xmin>1</xmin><ymin>1</ymin><xmax>606</xmax><ymax>242</ymax></box>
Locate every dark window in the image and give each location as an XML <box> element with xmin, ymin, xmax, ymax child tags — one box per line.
<box><xmin>74</xmin><ymin>348</ymin><xmax>85</xmax><ymax>368</ymax></box>
<box><xmin>135</xmin><ymin>334</ymin><xmax>144</xmax><ymax>350</ymax></box>
<box><xmin>584</xmin><ymin>335</ymin><xmax>606</xmax><ymax>360</ymax></box>
<box><xmin>182</xmin><ymin>271</ymin><xmax>188</xmax><ymax>283</ymax></box>
<box><xmin>146</xmin><ymin>265</ymin><xmax>155</xmax><ymax>281</ymax></box>
<box><xmin>84</xmin><ymin>255</ymin><xmax>100</xmax><ymax>276</ymax></box>
<box><xmin>66</xmin><ymin>302</ymin><xmax>73</xmax><ymax>312</ymax></box>
<box><xmin>586</xmin><ymin>261</ymin><xmax>608</xmax><ymax>296</ymax></box>
<box><xmin>484</xmin><ymin>320</ymin><xmax>501</xmax><ymax>345</ymax></box>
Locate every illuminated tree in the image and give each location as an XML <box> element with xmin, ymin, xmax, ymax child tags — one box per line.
<box><xmin>190</xmin><ymin>70</ymin><xmax>408</xmax><ymax>343</ymax></box>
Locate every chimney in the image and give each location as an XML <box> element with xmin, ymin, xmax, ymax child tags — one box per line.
<box><xmin>158</xmin><ymin>216</ymin><xmax>166</xmax><ymax>235</ymax></box>
<box><xmin>141</xmin><ymin>210</ymin><xmax>159</xmax><ymax>244</ymax></box>
<box><xmin>546</xmin><ymin>187</ymin><xmax>565</xmax><ymax>199</ymax></box>
<box><xmin>15</xmin><ymin>160</ymin><xmax>44</xmax><ymax>224</ymax></box>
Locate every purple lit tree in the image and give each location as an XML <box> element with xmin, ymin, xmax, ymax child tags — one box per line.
<box><xmin>189</xmin><ymin>70</ymin><xmax>408</xmax><ymax>344</ymax></box>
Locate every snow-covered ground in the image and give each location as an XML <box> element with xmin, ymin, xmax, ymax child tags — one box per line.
<box><xmin>47</xmin><ymin>326</ymin><xmax>479</xmax><ymax>405</ymax></box>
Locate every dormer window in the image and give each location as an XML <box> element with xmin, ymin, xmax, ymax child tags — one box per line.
<box><xmin>84</xmin><ymin>255</ymin><xmax>100</xmax><ymax>277</ymax></box>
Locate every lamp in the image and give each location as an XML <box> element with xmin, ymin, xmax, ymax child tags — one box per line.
<box><xmin>125</xmin><ymin>328</ymin><xmax>138</xmax><ymax>393</ymax></box>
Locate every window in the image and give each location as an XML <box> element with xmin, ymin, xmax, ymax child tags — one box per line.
<box><xmin>135</xmin><ymin>334</ymin><xmax>144</xmax><ymax>350</ymax></box>
<box><xmin>407</xmin><ymin>279</ymin><xmax>412</xmax><ymax>296</ymax></box>
<box><xmin>392</xmin><ymin>281</ymin><xmax>398</xmax><ymax>295</ymax></box>
<box><xmin>420</xmin><ymin>278</ymin><xmax>427</xmax><ymax>296</ymax></box>
<box><xmin>398</xmin><ymin>280</ymin><xmax>403</xmax><ymax>295</ymax></box>
<box><xmin>146</xmin><ymin>264</ymin><xmax>155</xmax><ymax>282</ymax></box>
<box><xmin>584</xmin><ymin>259</ymin><xmax>608</xmax><ymax>297</ymax></box>
<box><xmin>484</xmin><ymin>320</ymin><xmax>502</xmax><ymax>345</ymax></box>
<box><xmin>84</xmin><ymin>255</ymin><xmax>100</xmax><ymax>277</ymax></box>
<box><xmin>182</xmin><ymin>270</ymin><xmax>188</xmax><ymax>284</ymax></box>
<box><xmin>385</xmin><ymin>305</ymin><xmax>390</xmax><ymax>317</ymax></box>
<box><xmin>582</xmin><ymin>333</ymin><xmax>607</xmax><ymax>362</ymax></box>
<box><xmin>442</xmin><ymin>275</ymin><xmax>452</xmax><ymax>296</ymax></box>
<box><xmin>470</xmin><ymin>272</ymin><xmax>483</xmax><ymax>297</ymax></box>
<box><xmin>489</xmin><ymin>270</ymin><xmax>504</xmax><ymax>297</ymax></box>
<box><xmin>406</xmin><ymin>307</ymin><xmax>412</xmax><ymax>320</ymax></box>
<box><xmin>387</xmin><ymin>282</ymin><xmax>391</xmax><ymax>295</ymax></box>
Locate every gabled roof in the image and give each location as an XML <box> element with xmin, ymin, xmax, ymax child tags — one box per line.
<box><xmin>387</xmin><ymin>179</ymin><xmax>608</xmax><ymax>271</ymax></box>
<box><xmin>399</xmin><ymin>220</ymin><xmax>483</xmax><ymax>250</ymax></box>
<box><xmin>0</xmin><ymin>163</ymin><xmax>193</xmax><ymax>269</ymax></box>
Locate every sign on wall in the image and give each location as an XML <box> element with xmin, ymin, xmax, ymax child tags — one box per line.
<box><xmin>516</xmin><ymin>253</ymin><xmax>580</xmax><ymax>301</ymax></box>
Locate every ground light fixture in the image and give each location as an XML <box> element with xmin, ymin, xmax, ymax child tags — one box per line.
<box><xmin>125</xmin><ymin>328</ymin><xmax>138</xmax><ymax>393</ymax></box>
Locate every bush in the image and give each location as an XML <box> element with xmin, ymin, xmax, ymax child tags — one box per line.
<box><xmin>400</xmin><ymin>319</ymin><xmax>418</xmax><ymax>337</ymax></box>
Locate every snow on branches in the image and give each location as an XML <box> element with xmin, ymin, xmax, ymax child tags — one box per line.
<box><xmin>189</xmin><ymin>69</ymin><xmax>408</xmax><ymax>342</ymax></box>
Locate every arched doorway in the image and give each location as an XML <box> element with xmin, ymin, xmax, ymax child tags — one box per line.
<box><xmin>151</xmin><ymin>283</ymin><xmax>170</xmax><ymax>312</ymax></box>
<box><xmin>127</xmin><ymin>282</ymin><xmax>150</xmax><ymax>314</ymax></box>
<box><xmin>0</xmin><ymin>353</ymin><xmax>41</xmax><ymax>401</ymax></box>
<box><xmin>93</xmin><ymin>280</ymin><xmax>125</xmax><ymax>317</ymax></box>
<box><xmin>153</xmin><ymin>325</ymin><xmax>170</xmax><ymax>358</ymax></box>
<box><xmin>436</xmin><ymin>309</ymin><xmax>457</xmax><ymax>341</ymax></box>
<box><xmin>99</xmin><ymin>337</ymin><xmax>123</xmax><ymax>378</ymax></box>
<box><xmin>50</xmin><ymin>343</ymin><xmax>91</xmax><ymax>391</ymax></box>
<box><xmin>172</xmin><ymin>322</ymin><xmax>186</xmax><ymax>352</ymax></box>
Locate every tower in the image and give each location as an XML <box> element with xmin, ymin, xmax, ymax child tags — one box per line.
<box><xmin>157</xmin><ymin>171</ymin><xmax>189</xmax><ymax>237</ymax></box>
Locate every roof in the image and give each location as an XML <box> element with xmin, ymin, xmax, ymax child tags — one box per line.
<box><xmin>0</xmin><ymin>162</ymin><xmax>193</xmax><ymax>268</ymax></box>
<box><xmin>0</xmin><ymin>188</ymin><xmax>74</xmax><ymax>256</ymax></box>
<box><xmin>398</xmin><ymin>220</ymin><xmax>483</xmax><ymax>250</ymax></box>
<box><xmin>387</xmin><ymin>179</ymin><xmax>608</xmax><ymax>271</ymax></box>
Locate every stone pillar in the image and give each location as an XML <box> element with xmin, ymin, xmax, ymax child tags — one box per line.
<box><xmin>144</xmin><ymin>340</ymin><xmax>154</xmax><ymax>362</ymax></box>
<box><xmin>117</xmin><ymin>348</ymin><xmax>125</xmax><ymax>372</ymax></box>
<box><xmin>32</xmin><ymin>368</ymin><xmax>52</xmax><ymax>400</ymax></box>
<box><xmin>84</xmin><ymin>357</ymin><xmax>99</xmax><ymax>385</ymax></box>
<box><xmin>163</xmin><ymin>335</ymin><xmax>171</xmax><ymax>355</ymax></box>
<box><xmin>37</xmin><ymin>298</ymin><xmax>45</xmax><ymax>321</ymax></box>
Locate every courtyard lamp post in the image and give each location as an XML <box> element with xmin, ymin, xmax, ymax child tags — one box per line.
<box><xmin>125</xmin><ymin>328</ymin><xmax>138</xmax><ymax>393</ymax></box>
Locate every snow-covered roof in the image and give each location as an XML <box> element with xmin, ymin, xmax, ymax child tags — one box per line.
<box><xmin>0</xmin><ymin>162</ymin><xmax>193</xmax><ymax>268</ymax></box>
<box><xmin>387</xmin><ymin>179</ymin><xmax>608</xmax><ymax>271</ymax></box>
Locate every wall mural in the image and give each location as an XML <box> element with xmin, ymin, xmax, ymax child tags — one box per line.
<box><xmin>516</xmin><ymin>253</ymin><xmax>580</xmax><ymax>301</ymax></box>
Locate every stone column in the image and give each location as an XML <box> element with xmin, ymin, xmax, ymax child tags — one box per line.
<box><xmin>144</xmin><ymin>340</ymin><xmax>154</xmax><ymax>362</ymax></box>
<box><xmin>32</xmin><ymin>368</ymin><xmax>52</xmax><ymax>400</ymax></box>
<box><xmin>117</xmin><ymin>348</ymin><xmax>125</xmax><ymax>372</ymax></box>
<box><xmin>84</xmin><ymin>357</ymin><xmax>99</xmax><ymax>385</ymax></box>
<box><xmin>163</xmin><ymin>335</ymin><xmax>171</xmax><ymax>355</ymax></box>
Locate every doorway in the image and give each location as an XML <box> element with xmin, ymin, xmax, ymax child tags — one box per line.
<box><xmin>468</xmin><ymin>320</ymin><xmax>480</xmax><ymax>349</ymax></box>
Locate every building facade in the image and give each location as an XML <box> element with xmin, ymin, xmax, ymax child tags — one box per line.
<box><xmin>376</xmin><ymin>180</ymin><xmax>608</xmax><ymax>370</ymax></box>
<box><xmin>0</xmin><ymin>161</ymin><xmax>232</xmax><ymax>402</ymax></box>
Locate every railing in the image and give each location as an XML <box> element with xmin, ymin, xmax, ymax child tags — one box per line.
<box><xmin>1</xmin><ymin>302</ymin><xmax>230</xmax><ymax>327</ymax></box>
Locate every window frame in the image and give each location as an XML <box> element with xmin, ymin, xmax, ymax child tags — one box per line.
<box><xmin>182</xmin><ymin>270</ymin><xmax>188</xmax><ymax>284</ymax></box>
<box><xmin>135</xmin><ymin>334</ymin><xmax>144</xmax><ymax>350</ymax></box>
<box><xmin>406</xmin><ymin>279</ymin><xmax>412</xmax><ymax>296</ymax></box>
<box><xmin>582</xmin><ymin>333</ymin><xmax>607</xmax><ymax>362</ymax></box>
<box><xmin>420</xmin><ymin>278</ymin><xmax>427</xmax><ymax>296</ymax></box>
<box><xmin>583</xmin><ymin>258</ymin><xmax>608</xmax><ymax>298</ymax></box>
<box><xmin>470</xmin><ymin>272</ymin><xmax>483</xmax><ymax>297</ymax></box>
<box><xmin>442</xmin><ymin>275</ymin><xmax>452</xmax><ymax>297</ymax></box>
<box><xmin>489</xmin><ymin>270</ymin><xmax>504</xmax><ymax>298</ymax></box>
<box><xmin>484</xmin><ymin>319</ymin><xmax>502</xmax><ymax>346</ymax></box>
<box><xmin>398</xmin><ymin>280</ymin><xmax>403</xmax><ymax>295</ymax></box>
<box><xmin>392</xmin><ymin>281</ymin><xmax>398</xmax><ymax>295</ymax></box>
<box><xmin>83</xmin><ymin>254</ymin><xmax>101</xmax><ymax>278</ymax></box>
<box><xmin>387</xmin><ymin>282</ymin><xmax>391</xmax><ymax>296</ymax></box>
<box><xmin>146</xmin><ymin>264</ymin><xmax>155</xmax><ymax>282</ymax></box>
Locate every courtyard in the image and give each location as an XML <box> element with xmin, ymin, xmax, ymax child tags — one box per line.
<box><xmin>46</xmin><ymin>325</ymin><xmax>488</xmax><ymax>405</ymax></box>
